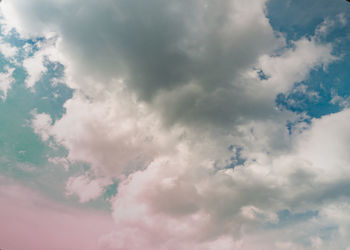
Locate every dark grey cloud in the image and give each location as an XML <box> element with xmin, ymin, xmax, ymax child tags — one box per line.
<box><xmin>5</xmin><ymin>0</ymin><xmax>286</xmax><ymax>129</ymax></box>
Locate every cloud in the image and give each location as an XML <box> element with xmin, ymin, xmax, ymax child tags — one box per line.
<box><xmin>1</xmin><ymin>0</ymin><xmax>275</xmax><ymax>90</ymax></box>
<box><xmin>0</xmin><ymin>38</ymin><xmax>18</xmax><ymax>58</ymax></box>
<box><xmin>65</xmin><ymin>174</ymin><xmax>112</xmax><ymax>203</ymax></box>
<box><xmin>22</xmin><ymin>37</ymin><xmax>62</xmax><ymax>88</ymax></box>
<box><xmin>3</xmin><ymin>0</ymin><xmax>335</xmax><ymax>131</ymax></box>
<box><xmin>0</xmin><ymin>66</ymin><xmax>14</xmax><ymax>100</ymax></box>
<box><xmin>257</xmin><ymin>37</ymin><xmax>336</xmax><ymax>94</ymax></box>
<box><xmin>31</xmin><ymin>110</ymin><xmax>52</xmax><ymax>141</ymax></box>
<box><xmin>32</xmin><ymin>91</ymin><xmax>182</xmax><ymax>177</ymax></box>
<box><xmin>2</xmin><ymin>0</ymin><xmax>348</xmax><ymax>249</ymax></box>
<box><xmin>104</xmin><ymin>108</ymin><xmax>350</xmax><ymax>250</ymax></box>
<box><xmin>0</xmin><ymin>0</ymin><xmax>282</xmax><ymax>129</ymax></box>
<box><xmin>29</xmin><ymin>33</ymin><xmax>336</xmax><ymax>177</ymax></box>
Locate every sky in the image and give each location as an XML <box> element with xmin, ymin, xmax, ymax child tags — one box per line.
<box><xmin>1</xmin><ymin>0</ymin><xmax>350</xmax><ymax>249</ymax></box>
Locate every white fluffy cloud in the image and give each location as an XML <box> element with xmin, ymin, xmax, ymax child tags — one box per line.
<box><xmin>32</xmin><ymin>90</ymin><xmax>182</xmax><ymax>177</ymax></box>
<box><xmin>22</xmin><ymin>38</ymin><xmax>62</xmax><ymax>88</ymax></box>
<box><xmin>104</xmin><ymin>108</ymin><xmax>350</xmax><ymax>250</ymax></box>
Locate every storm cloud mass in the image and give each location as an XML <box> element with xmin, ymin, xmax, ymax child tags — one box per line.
<box><xmin>1</xmin><ymin>0</ymin><xmax>350</xmax><ymax>249</ymax></box>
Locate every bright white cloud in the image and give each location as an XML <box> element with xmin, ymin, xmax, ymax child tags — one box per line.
<box><xmin>22</xmin><ymin>38</ymin><xmax>61</xmax><ymax>88</ymax></box>
<box><xmin>257</xmin><ymin>37</ymin><xmax>336</xmax><ymax>94</ymax></box>
<box><xmin>44</xmin><ymin>91</ymin><xmax>183</xmax><ymax>177</ymax></box>
<box><xmin>22</xmin><ymin>50</ymin><xmax>47</xmax><ymax>88</ymax></box>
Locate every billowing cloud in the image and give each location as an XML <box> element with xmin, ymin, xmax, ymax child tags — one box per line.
<box><xmin>1</xmin><ymin>0</ymin><xmax>334</xmax><ymax>130</ymax></box>
<box><xmin>31</xmin><ymin>91</ymin><xmax>182</xmax><ymax>176</ymax></box>
<box><xmin>1</xmin><ymin>0</ymin><xmax>349</xmax><ymax>249</ymax></box>
<box><xmin>105</xmin><ymin>108</ymin><xmax>350</xmax><ymax>250</ymax></box>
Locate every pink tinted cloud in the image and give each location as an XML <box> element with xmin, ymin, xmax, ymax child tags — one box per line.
<box><xmin>0</xmin><ymin>181</ymin><xmax>115</xmax><ymax>250</ymax></box>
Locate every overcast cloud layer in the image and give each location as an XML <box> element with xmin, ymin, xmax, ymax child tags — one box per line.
<box><xmin>1</xmin><ymin>0</ymin><xmax>350</xmax><ymax>249</ymax></box>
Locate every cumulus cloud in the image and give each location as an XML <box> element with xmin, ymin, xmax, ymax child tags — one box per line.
<box><xmin>2</xmin><ymin>0</ymin><xmax>335</xmax><ymax>130</ymax></box>
<box><xmin>104</xmin><ymin>108</ymin><xmax>350</xmax><ymax>250</ymax></box>
<box><xmin>2</xmin><ymin>0</ymin><xmax>348</xmax><ymax>249</ymax></box>
<box><xmin>31</xmin><ymin>91</ymin><xmax>183</xmax><ymax>177</ymax></box>
<box><xmin>29</xmin><ymin>33</ymin><xmax>336</xmax><ymax>177</ymax></box>
<box><xmin>0</xmin><ymin>0</ymin><xmax>284</xmax><ymax>129</ymax></box>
